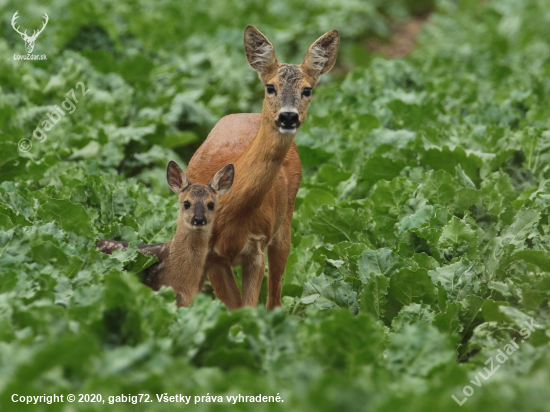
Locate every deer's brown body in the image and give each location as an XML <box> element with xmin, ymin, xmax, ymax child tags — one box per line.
<box><xmin>186</xmin><ymin>114</ymin><xmax>301</xmax><ymax>309</ymax></box>
<box><xmin>184</xmin><ymin>26</ymin><xmax>339</xmax><ymax>310</ymax></box>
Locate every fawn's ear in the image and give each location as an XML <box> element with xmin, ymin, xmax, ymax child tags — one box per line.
<box><xmin>209</xmin><ymin>163</ymin><xmax>234</xmax><ymax>196</ymax></box>
<box><xmin>301</xmin><ymin>30</ymin><xmax>339</xmax><ymax>84</ymax></box>
<box><xmin>167</xmin><ymin>161</ymin><xmax>189</xmax><ymax>193</ymax></box>
<box><xmin>244</xmin><ymin>26</ymin><xmax>278</xmax><ymax>81</ymax></box>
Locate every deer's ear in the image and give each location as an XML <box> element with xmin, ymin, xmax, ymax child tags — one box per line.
<box><xmin>209</xmin><ymin>164</ymin><xmax>234</xmax><ymax>196</ymax></box>
<box><xmin>301</xmin><ymin>30</ymin><xmax>339</xmax><ymax>84</ymax></box>
<box><xmin>244</xmin><ymin>26</ymin><xmax>278</xmax><ymax>81</ymax></box>
<box><xmin>167</xmin><ymin>161</ymin><xmax>189</xmax><ymax>193</ymax></box>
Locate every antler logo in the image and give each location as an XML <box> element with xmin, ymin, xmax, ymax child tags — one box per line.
<box><xmin>11</xmin><ymin>11</ymin><xmax>49</xmax><ymax>54</ymax></box>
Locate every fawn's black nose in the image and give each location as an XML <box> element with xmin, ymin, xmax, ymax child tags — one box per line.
<box><xmin>277</xmin><ymin>112</ymin><xmax>299</xmax><ymax>128</ymax></box>
<box><xmin>192</xmin><ymin>216</ymin><xmax>206</xmax><ymax>226</ymax></box>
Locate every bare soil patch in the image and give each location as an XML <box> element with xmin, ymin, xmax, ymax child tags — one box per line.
<box><xmin>366</xmin><ymin>16</ymin><xmax>428</xmax><ymax>59</ymax></box>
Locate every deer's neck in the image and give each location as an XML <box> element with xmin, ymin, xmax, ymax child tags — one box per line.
<box><xmin>169</xmin><ymin>227</ymin><xmax>210</xmax><ymax>267</ymax></box>
<box><xmin>231</xmin><ymin>110</ymin><xmax>295</xmax><ymax>210</ymax></box>
<box><xmin>161</xmin><ymin>226</ymin><xmax>210</xmax><ymax>290</ymax></box>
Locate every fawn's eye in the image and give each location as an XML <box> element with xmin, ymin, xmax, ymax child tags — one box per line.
<box><xmin>266</xmin><ymin>84</ymin><xmax>276</xmax><ymax>94</ymax></box>
<box><xmin>302</xmin><ymin>87</ymin><xmax>312</xmax><ymax>97</ymax></box>
<box><xmin>183</xmin><ymin>201</ymin><xmax>190</xmax><ymax>209</ymax></box>
<box><xmin>207</xmin><ymin>202</ymin><xmax>215</xmax><ymax>211</ymax></box>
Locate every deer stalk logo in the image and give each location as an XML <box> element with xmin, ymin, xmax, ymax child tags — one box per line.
<box><xmin>11</xmin><ymin>11</ymin><xmax>48</xmax><ymax>54</ymax></box>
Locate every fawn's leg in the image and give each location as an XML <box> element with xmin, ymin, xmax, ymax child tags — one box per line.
<box><xmin>96</xmin><ymin>240</ymin><xmax>167</xmax><ymax>256</ymax></box>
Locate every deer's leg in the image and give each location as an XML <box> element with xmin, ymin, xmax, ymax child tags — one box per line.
<box><xmin>266</xmin><ymin>220</ymin><xmax>291</xmax><ymax>310</ymax></box>
<box><xmin>171</xmin><ymin>265</ymin><xmax>209</xmax><ymax>308</ymax></box>
<box><xmin>174</xmin><ymin>273</ymin><xmax>207</xmax><ymax>307</ymax></box>
<box><xmin>138</xmin><ymin>243</ymin><xmax>169</xmax><ymax>257</ymax></box>
<box><xmin>96</xmin><ymin>239</ymin><xmax>166</xmax><ymax>257</ymax></box>
<box><xmin>241</xmin><ymin>245</ymin><xmax>266</xmax><ymax>307</ymax></box>
<box><xmin>96</xmin><ymin>239</ymin><xmax>128</xmax><ymax>254</ymax></box>
<box><xmin>97</xmin><ymin>240</ymin><xmax>169</xmax><ymax>291</ymax></box>
<box><xmin>206</xmin><ymin>258</ymin><xmax>242</xmax><ymax>310</ymax></box>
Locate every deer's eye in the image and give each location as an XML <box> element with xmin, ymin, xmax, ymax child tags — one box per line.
<box><xmin>183</xmin><ymin>201</ymin><xmax>191</xmax><ymax>209</ymax></box>
<box><xmin>302</xmin><ymin>87</ymin><xmax>312</xmax><ymax>97</ymax></box>
<box><xmin>266</xmin><ymin>84</ymin><xmax>276</xmax><ymax>95</ymax></box>
<box><xmin>207</xmin><ymin>202</ymin><xmax>215</xmax><ymax>211</ymax></box>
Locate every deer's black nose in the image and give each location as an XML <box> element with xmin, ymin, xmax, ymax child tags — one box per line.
<box><xmin>278</xmin><ymin>112</ymin><xmax>299</xmax><ymax>128</ymax></box>
<box><xmin>192</xmin><ymin>216</ymin><xmax>206</xmax><ymax>226</ymax></box>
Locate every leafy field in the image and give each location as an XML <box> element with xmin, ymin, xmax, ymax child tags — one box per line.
<box><xmin>1</xmin><ymin>0</ymin><xmax>550</xmax><ymax>410</ymax></box>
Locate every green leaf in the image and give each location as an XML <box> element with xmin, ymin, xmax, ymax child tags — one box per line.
<box><xmin>429</xmin><ymin>260</ymin><xmax>483</xmax><ymax>302</ymax></box>
<box><xmin>455</xmin><ymin>187</ymin><xmax>481</xmax><ymax>211</ymax></box>
<box><xmin>37</xmin><ymin>197</ymin><xmax>95</xmax><ymax>237</ymax></box>
<box><xmin>433</xmin><ymin>301</ymin><xmax>461</xmax><ymax>335</ymax></box>
<box><xmin>295</xmin><ymin>188</ymin><xmax>336</xmax><ymax>231</ymax></box>
<box><xmin>421</xmin><ymin>146</ymin><xmax>482</xmax><ymax>186</ymax></box>
<box><xmin>482</xmin><ymin>299</ymin><xmax>511</xmax><ymax>322</ymax></box>
<box><xmin>359</xmin><ymin>274</ymin><xmax>390</xmax><ymax>318</ymax></box>
<box><xmin>370</xmin><ymin>177</ymin><xmax>417</xmax><ymax>236</ymax></box>
<box><xmin>355</xmin><ymin>155</ymin><xmax>407</xmax><ymax>196</ymax></box>
<box><xmin>302</xmin><ymin>274</ymin><xmax>359</xmax><ymax>314</ymax></box>
<box><xmin>438</xmin><ymin>216</ymin><xmax>481</xmax><ymax>260</ymax></box>
<box><xmin>389</xmin><ymin>267</ymin><xmax>437</xmax><ymax>306</ymax></box>
<box><xmin>455</xmin><ymin>164</ymin><xmax>476</xmax><ymax>189</ymax></box>
<box><xmin>409</xmin><ymin>253</ymin><xmax>439</xmax><ymax>270</ymax></box>
<box><xmin>357</xmin><ymin>248</ymin><xmax>406</xmax><ymax>281</ymax></box>
<box><xmin>305</xmin><ymin>310</ymin><xmax>384</xmax><ymax>374</ymax></box>
<box><xmin>458</xmin><ymin>294</ymin><xmax>485</xmax><ymax>336</ymax></box>
<box><xmin>391</xmin><ymin>303</ymin><xmax>435</xmax><ymax>332</ymax></box>
<box><xmin>418</xmin><ymin>169</ymin><xmax>458</xmax><ymax>206</ymax></box>
<box><xmin>386</xmin><ymin>323</ymin><xmax>456</xmax><ymax>378</ymax></box>
<box><xmin>313</xmin><ymin>164</ymin><xmax>352</xmax><ymax>188</ymax></box>
<box><xmin>500</xmin><ymin>208</ymin><xmax>541</xmax><ymax>247</ymax></box>
<box><xmin>309</xmin><ymin>205</ymin><xmax>365</xmax><ymax>243</ymax></box>
<box><xmin>284</xmin><ymin>235</ymin><xmax>322</xmax><ymax>286</ymax></box>
<box><xmin>399</xmin><ymin>205</ymin><xmax>450</xmax><ymax>250</ymax></box>
<box><xmin>511</xmin><ymin>250</ymin><xmax>550</xmax><ymax>271</ymax></box>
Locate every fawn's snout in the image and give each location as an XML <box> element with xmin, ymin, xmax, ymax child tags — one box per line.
<box><xmin>179</xmin><ymin>185</ymin><xmax>218</xmax><ymax>231</ymax></box>
<box><xmin>184</xmin><ymin>195</ymin><xmax>212</xmax><ymax>230</ymax></box>
<box><xmin>192</xmin><ymin>215</ymin><xmax>207</xmax><ymax>227</ymax></box>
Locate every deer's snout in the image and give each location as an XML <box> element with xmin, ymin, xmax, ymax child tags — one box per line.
<box><xmin>277</xmin><ymin>111</ymin><xmax>300</xmax><ymax>129</ymax></box>
<box><xmin>191</xmin><ymin>215</ymin><xmax>207</xmax><ymax>227</ymax></box>
<box><xmin>190</xmin><ymin>202</ymin><xmax>208</xmax><ymax>228</ymax></box>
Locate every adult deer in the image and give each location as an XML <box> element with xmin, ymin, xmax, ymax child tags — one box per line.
<box><xmin>184</xmin><ymin>26</ymin><xmax>339</xmax><ymax>310</ymax></box>
<box><xmin>11</xmin><ymin>11</ymin><xmax>49</xmax><ymax>54</ymax></box>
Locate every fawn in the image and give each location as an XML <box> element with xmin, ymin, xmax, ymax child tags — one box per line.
<box><xmin>182</xmin><ymin>26</ymin><xmax>339</xmax><ymax>310</ymax></box>
<box><xmin>97</xmin><ymin>160</ymin><xmax>234</xmax><ymax>307</ymax></box>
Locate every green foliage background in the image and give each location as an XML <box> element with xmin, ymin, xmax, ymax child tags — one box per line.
<box><xmin>1</xmin><ymin>0</ymin><xmax>550</xmax><ymax>410</ymax></box>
